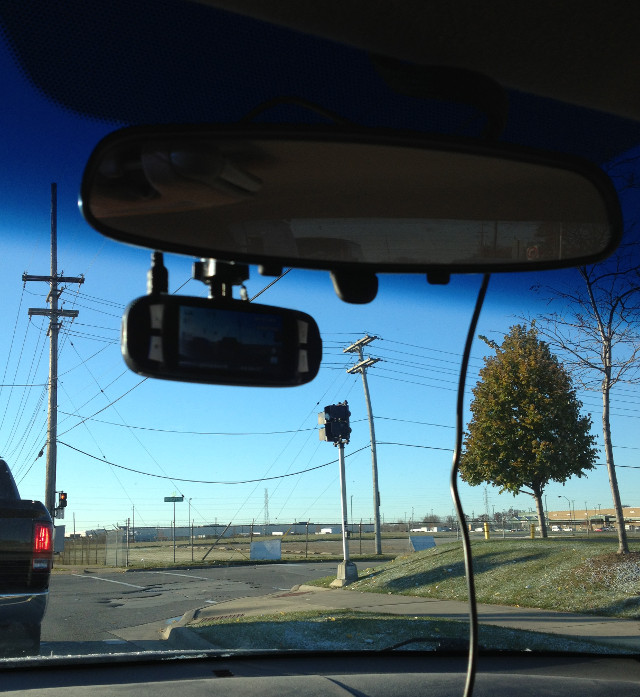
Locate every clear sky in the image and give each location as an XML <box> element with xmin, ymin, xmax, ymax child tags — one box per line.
<box><xmin>1</xmin><ymin>33</ymin><xmax>639</xmax><ymax>534</ymax></box>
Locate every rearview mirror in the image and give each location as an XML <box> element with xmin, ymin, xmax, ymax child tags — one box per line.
<box><xmin>81</xmin><ymin>125</ymin><xmax>622</xmax><ymax>273</ymax></box>
<box><xmin>121</xmin><ymin>295</ymin><xmax>322</xmax><ymax>387</ymax></box>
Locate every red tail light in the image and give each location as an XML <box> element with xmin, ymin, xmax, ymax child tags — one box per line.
<box><xmin>34</xmin><ymin>522</ymin><xmax>53</xmax><ymax>554</ymax></box>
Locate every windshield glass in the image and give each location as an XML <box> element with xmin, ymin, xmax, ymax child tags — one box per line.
<box><xmin>1</xmin><ymin>0</ymin><xmax>639</xmax><ymax>667</ymax></box>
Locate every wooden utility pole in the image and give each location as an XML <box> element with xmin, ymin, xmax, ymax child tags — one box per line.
<box><xmin>23</xmin><ymin>183</ymin><xmax>84</xmax><ymax>517</ymax></box>
<box><xmin>345</xmin><ymin>335</ymin><xmax>382</xmax><ymax>554</ymax></box>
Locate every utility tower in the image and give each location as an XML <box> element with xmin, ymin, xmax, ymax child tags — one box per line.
<box><xmin>23</xmin><ymin>183</ymin><xmax>84</xmax><ymax>517</ymax></box>
<box><xmin>264</xmin><ymin>488</ymin><xmax>270</xmax><ymax>526</ymax></box>
<box><xmin>344</xmin><ymin>335</ymin><xmax>382</xmax><ymax>554</ymax></box>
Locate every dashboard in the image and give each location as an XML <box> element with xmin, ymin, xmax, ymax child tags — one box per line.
<box><xmin>2</xmin><ymin>652</ymin><xmax>640</xmax><ymax>696</ymax></box>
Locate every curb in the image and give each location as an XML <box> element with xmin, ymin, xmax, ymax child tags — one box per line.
<box><xmin>165</xmin><ymin>626</ymin><xmax>220</xmax><ymax>650</ymax></box>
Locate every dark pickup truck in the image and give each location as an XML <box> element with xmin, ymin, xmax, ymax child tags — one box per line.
<box><xmin>0</xmin><ymin>459</ymin><xmax>53</xmax><ymax>656</ymax></box>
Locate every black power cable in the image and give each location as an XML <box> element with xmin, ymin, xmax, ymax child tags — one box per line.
<box><xmin>450</xmin><ymin>273</ymin><xmax>491</xmax><ymax>697</ymax></box>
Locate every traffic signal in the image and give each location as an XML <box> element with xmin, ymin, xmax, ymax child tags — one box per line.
<box><xmin>59</xmin><ymin>491</ymin><xmax>68</xmax><ymax>508</ymax></box>
<box><xmin>318</xmin><ymin>401</ymin><xmax>351</xmax><ymax>444</ymax></box>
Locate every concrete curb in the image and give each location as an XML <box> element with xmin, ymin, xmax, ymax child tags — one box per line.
<box><xmin>161</xmin><ymin>582</ymin><xmax>640</xmax><ymax>653</ymax></box>
<box><xmin>165</xmin><ymin>626</ymin><xmax>221</xmax><ymax>650</ymax></box>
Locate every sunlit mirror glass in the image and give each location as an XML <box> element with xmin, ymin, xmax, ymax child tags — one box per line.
<box><xmin>82</xmin><ymin>132</ymin><xmax>619</xmax><ymax>270</ymax></box>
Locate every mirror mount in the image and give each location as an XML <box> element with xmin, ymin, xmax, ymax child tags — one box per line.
<box><xmin>330</xmin><ymin>269</ymin><xmax>379</xmax><ymax>304</ymax></box>
<box><xmin>192</xmin><ymin>258</ymin><xmax>250</xmax><ymax>300</ymax></box>
<box><xmin>147</xmin><ymin>251</ymin><xmax>169</xmax><ymax>295</ymax></box>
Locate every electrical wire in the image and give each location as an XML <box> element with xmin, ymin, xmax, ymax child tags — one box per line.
<box><xmin>9</xmin><ymin>386</ymin><xmax>47</xmax><ymax>476</ymax></box>
<box><xmin>376</xmin><ymin>416</ymin><xmax>455</xmax><ymax>429</ymax></box>
<box><xmin>0</xmin><ymin>317</ymin><xmax>33</xmax><ymax>441</ymax></box>
<box><xmin>66</xmin><ymin>340</ymin><xmax>187</xmax><ymax>498</ymax></box>
<box><xmin>368</xmin><ymin>372</ymin><xmax>459</xmax><ymax>392</ymax></box>
<box><xmin>57</xmin><ymin>440</ymin><xmax>369</xmax><ymax>484</ymax></box>
<box><xmin>0</xmin><ymin>285</ymin><xmax>25</xmax><ymax>411</ymax></box>
<box><xmin>378</xmin><ymin>442</ymin><xmax>453</xmax><ymax>452</ymax></box>
<box><xmin>56</xmin><ymin>411</ymin><xmax>319</xmax><ymax>435</ymax></box>
<box><xmin>450</xmin><ymin>273</ymin><xmax>490</xmax><ymax>697</ymax></box>
<box><xmin>250</xmin><ymin>269</ymin><xmax>291</xmax><ymax>301</ymax></box>
<box><xmin>229</xmin><ymin>370</ymin><xmax>349</xmax><ymax>523</ymax></box>
<box><xmin>4</xmin><ymin>328</ymin><xmax>48</xmax><ymax>454</ymax></box>
<box><xmin>57</xmin><ymin>377</ymin><xmax>149</xmax><ymax>437</ymax></box>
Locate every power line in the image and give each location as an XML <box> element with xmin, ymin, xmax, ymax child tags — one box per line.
<box><xmin>377</xmin><ymin>441</ymin><xmax>453</xmax><ymax>452</ymax></box>
<box><xmin>376</xmin><ymin>366</ymin><xmax>460</xmax><ymax>386</ymax></box>
<box><xmin>0</xmin><ymin>316</ymin><xmax>33</xmax><ymax>441</ymax></box>
<box><xmin>229</xmin><ymin>370</ymin><xmax>353</xmax><ymax>523</ymax></box>
<box><xmin>58</xmin><ymin>344</ymin><xmax>113</xmax><ymax>378</ymax></box>
<box><xmin>376</xmin><ymin>416</ymin><xmax>455</xmax><ymax>429</ymax></box>
<box><xmin>250</xmin><ymin>269</ymin><xmax>291</xmax><ymax>301</ymax></box>
<box><xmin>9</xmin><ymin>386</ymin><xmax>47</xmax><ymax>474</ymax></box>
<box><xmin>58</xmin><ymin>440</ymin><xmax>369</xmax><ymax>484</ymax></box>
<box><xmin>0</xmin><ymin>284</ymin><xmax>25</xmax><ymax>412</ymax></box>
<box><xmin>68</xmin><ymin>339</ymin><xmax>189</xmax><ymax>497</ymax></box>
<box><xmin>370</xmin><ymin>373</ymin><xmax>460</xmax><ymax>392</ymax></box>
<box><xmin>56</xmin><ymin>410</ymin><xmax>319</xmax><ymax>435</ymax></box>
<box><xmin>3</xmin><ymin>335</ymin><xmax>47</xmax><ymax>456</ymax></box>
<box><xmin>57</xmin><ymin>377</ymin><xmax>148</xmax><ymax>437</ymax></box>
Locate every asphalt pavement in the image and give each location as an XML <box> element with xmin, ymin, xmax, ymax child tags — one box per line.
<box><xmin>156</xmin><ymin>584</ymin><xmax>640</xmax><ymax>652</ymax></box>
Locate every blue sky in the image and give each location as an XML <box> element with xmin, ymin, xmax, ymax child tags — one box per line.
<box><xmin>1</xmin><ymin>34</ymin><xmax>639</xmax><ymax>534</ymax></box>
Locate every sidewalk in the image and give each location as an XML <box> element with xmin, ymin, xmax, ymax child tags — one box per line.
<box><xmin>164</xmin><ymin>584</ymin><xmax>640</xmax><ymax>651</ymax></box>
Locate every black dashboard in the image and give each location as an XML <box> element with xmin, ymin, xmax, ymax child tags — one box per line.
<box><xmin>2</xmin><ymin>651</ymin><xmax>640</xmax><ymax>696</ymax></box>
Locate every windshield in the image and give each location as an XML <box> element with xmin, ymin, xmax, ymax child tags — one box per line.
<box><xmin>1</xmin><ymin>0</ymin><xmax>640</xmax><ymax>670</ymax></box>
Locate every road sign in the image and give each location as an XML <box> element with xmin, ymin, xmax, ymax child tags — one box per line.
<box><xmin>164</xmin><ymin>496</ymin><xmax>184</xmax><ymax>502</ymax></box>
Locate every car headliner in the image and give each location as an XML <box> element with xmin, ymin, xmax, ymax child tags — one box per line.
<box><xmin>1</xmin><ymin>0</ymin><xmax>639</xmax><ymax>166</ymax></box>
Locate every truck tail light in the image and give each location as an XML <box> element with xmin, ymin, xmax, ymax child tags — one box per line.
<box><xmin>34</xmin><ymin>521</ymin><xmax>53</xmax><ymax>554</ymax></box>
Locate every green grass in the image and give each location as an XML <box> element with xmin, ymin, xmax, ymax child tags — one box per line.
<box><xmin>309</xmin><ymin>539</ymin><xmax>640</xmax><ymax>618</ymax></box>
<box><xmin>190</xmin><ymin>609</ymin><xmax>629</xmax><ymax>653</ymax></box>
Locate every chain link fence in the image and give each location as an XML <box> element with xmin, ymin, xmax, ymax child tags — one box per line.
<box><xmin>58</xmin><ymin>522</ymin><xmax>418</xmax><ymax>567</ymax></box>
<box><xmin>56</xmin><ymin>518</ymin><xmax>635</xmax><ymax>567</ymax></box>
<box><xmin>57</xmin><ymin>530</ymin><xmax>127</xmax><ymax>566</ymax></box>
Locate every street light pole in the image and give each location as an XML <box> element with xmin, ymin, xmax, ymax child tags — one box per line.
<box><xmin>164</xmin><ymin>494</ymin><xmax>184</xmax><ymax>564</ymax></box>
<box><xmin>558</xmin><ymin>495</ymin><xmax>571</xmax><ymax>530</ymax></box>
<box><xmin>585</xmin><ymin>500</ymin><xmax>589</xmax><ymax>536</ymax></box>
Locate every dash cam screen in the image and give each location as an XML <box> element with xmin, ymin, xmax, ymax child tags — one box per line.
<box><xmin>178</xmin><ymin>306</ymin><xmax>286</xmax><ymax>374</ymax></box>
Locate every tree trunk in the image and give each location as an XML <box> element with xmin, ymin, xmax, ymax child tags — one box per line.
<box><xmin>533</xmin><ymin>487</ymin><xmax>547</xmax><ymax>538</ymax></box>
<box><xmin>602</xmin><ymin>375</ymin><xmax>629</xmax><ymax>554</ymax></box>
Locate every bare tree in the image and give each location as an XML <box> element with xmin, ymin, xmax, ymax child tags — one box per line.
<box><xmin>534</xmin><ymin>246</ymin><xmax>640</xmax><ymax>554</ymax></box>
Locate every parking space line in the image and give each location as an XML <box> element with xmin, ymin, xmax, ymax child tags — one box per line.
<box><xmin>145</xmin><ymin>571</ymin><xmax>211</xmax><ymax>580</ymax></box>
<box><xmin>72</xmin><ymin>574</ymin><xmax>146</xmax><ymax>589</ymax></box>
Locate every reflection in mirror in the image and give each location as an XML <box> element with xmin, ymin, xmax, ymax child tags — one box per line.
<box><xmin>81</xmin><ymin>127</ymin><xmax>622</xmax><ymax>272</ymax></box>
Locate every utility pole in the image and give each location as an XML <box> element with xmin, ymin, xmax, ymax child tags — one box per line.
<box><xmin>23</xmin><ymin>184</ymin><xmax>84</xmax><ymax>517</ymax></box>
<box><xmin>344</xmin><ymin>335</ymin><xmax>382</xmax><ymax>554</ymax></box>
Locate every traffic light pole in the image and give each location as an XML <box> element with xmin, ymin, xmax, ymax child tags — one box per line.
<box><xmin>338</xmin><ymin>441</ymin><xmax>350</xmax><ymax>563</ymax></box>
<box><xmin>331</xmin><ymin>439</ymin><xmax>358</xmax><ymax>587</ymax></box>
<box><xmin>318</xmin><ymin>402</ymin><xmax>357</xmax><ymax>586</ymax></box>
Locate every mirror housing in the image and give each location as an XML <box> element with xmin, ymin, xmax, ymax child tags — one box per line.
<box><xmin>80</xmin><ymin>125</ymin><xmax>622</xmax><ymax>274</ymax></box>
<box><xmin>121</xmin><ymin>294</ymin><xmax>322</xmax><ymax>387</ymax></box>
